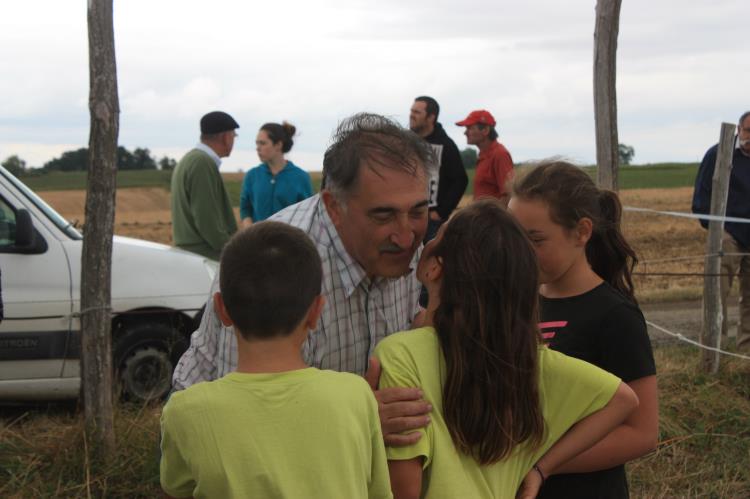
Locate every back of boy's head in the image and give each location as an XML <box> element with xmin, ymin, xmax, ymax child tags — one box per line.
<box><xmin>219</xmin><ymin>221</ymin><xmax>322</xmax><ymax>339</ymax></box>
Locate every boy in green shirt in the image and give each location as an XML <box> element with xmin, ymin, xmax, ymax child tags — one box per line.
<box><xmin>160</xmin><ymin>222</ymin><xmax>392</xmax><ymax>499</ymax></box>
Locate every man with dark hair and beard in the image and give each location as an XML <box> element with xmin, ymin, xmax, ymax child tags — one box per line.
<box><xmin>409</xmin><ymin>96</ymin><xmax>468</xmax><ymax>243</ymax></box>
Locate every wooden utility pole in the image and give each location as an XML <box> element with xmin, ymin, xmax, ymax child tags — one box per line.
<box><xmin>593</xmin><ymin>0</ymin><xmax>622</xmax><ymax>190</ymax></box>
<box><xmin>701</xmin><ymin>123</ymin><xmax>735</xmax><ymax>374</ymax></box>
<box><xmin>81</xmin><ymin>0</ymin><xmax>119</xmax><ymax>458</ymax></box>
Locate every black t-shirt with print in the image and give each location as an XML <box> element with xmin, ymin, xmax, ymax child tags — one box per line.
<box><xmin>537</xmin><ymin>282</ymin><xmax>656</xmax><ymax>499</ymax></box>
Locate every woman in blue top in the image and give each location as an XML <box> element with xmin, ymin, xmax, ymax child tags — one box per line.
<box><xmin>240</xmin><ymin>122</ymin><xmax>313</xmax><ymax>227</ymax></box>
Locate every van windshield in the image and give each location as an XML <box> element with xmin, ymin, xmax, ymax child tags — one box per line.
<box><xmin>1</xmin><ymin>169</ymin><xmax>83</xmax><ymax>240</ymax></box>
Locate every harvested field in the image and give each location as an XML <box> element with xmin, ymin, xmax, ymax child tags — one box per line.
<box><xmin>38</xmin><ymin>186</ymin><xmax>707</xmax><ymax>301</ymax></box>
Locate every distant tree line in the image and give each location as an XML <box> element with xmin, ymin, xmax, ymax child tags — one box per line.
<box><xmin>3</xmin><ymin>142</ymin><xmax>636</xmax><ymax>176</ymax></box>
<box><xmin>1</xmin><ymin>146</ymin><xmax>177</xmax><ymax>175</ymax></box>
<box><xmin>459</xmin><ymin>143</ymin><xmax>635</xmax><ymax>169</ymax></box>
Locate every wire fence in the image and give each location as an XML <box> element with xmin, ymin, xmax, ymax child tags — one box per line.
<box><xmin>645</xmin><ymin>319</ymin><xmax>750</xmax><ymax>361</ymax></box>
<box><xmin>624</xmin><ymin>204</ymin><xmax>750</xmax><ymax>359</ymax></box>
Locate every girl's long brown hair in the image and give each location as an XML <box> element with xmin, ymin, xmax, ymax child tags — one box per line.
<box><xmin>431</xmin><ymin>199</ymin><xmax>544</xmax><ymax>464</ymax></box>
<box><xmin>513</xmin><ymin>160</ymin><xmax>638</xmax><ymax>303</ymax></box>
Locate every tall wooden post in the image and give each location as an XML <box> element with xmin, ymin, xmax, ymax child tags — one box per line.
<box><xmin>701</xmin><ymin>123</ymin><xmax>735</xmax><ymax>374</ymax></box>
<box><xmin>82</xmin><ymin>0</ymin><xmax>119</xmax><ymax>458</ymax></box>
<box><xmin>593</xmin><ymin>0</ymin><xmax>622</xmax><ymax>190</ymax></box>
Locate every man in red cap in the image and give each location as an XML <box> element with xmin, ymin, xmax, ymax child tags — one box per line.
<box><xmin>456</xmin><ymin>109</ymin><xmax>514</xmax><ymax>205</ymax></box>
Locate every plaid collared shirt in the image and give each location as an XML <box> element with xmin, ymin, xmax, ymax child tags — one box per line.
<box><xmin>172</xmin><ymin>195</ymin><xmax>422</xmax><ymax>390</ymax></box>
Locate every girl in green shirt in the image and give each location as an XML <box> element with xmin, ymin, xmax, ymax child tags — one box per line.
<box><xmin>375</xmin><ymin>199</ymin><xmax>638</xmax><ymax>498</ymax></box>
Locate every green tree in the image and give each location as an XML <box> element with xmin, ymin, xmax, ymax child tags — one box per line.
<box><xmin>460</xmin><ymin>148</ymin><xmax>478</xmax><ymax>169</ymax></box>
<box><xmin>618</xmin><ymin>143</ymin><xmax>635</xmax><ymax>165</ymax></box>
<box><xmin>117</xmin><ymin>146</ymin><xmax>136</xmax><ymax>170</ymax></box>
<box><xmin>43</xmin><ymin>148</ymin><xmax>89</xmax><ymax>171</ymax></box>
<box><xmin>132</xmin><ymin>147</ymin><xmax>157</xmax><ymax>170</ymax></box>
<box><xmin>43</xmin><ymin>146</ymin><xmax>161</xmax><ymax>171</ymax></box>
<box><xmin>2</xmin><ymin>155</ymin><xmax>27</xmax><ymax>176</ymax></box>
<box><xmin>159</xmin><ymin>156</ymin><xmax>177</xmax><ymax>171</ymax></box>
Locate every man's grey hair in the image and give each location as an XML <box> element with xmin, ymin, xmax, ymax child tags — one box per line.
<box><xmin>321</xmin><ymin>112</ymin><xmax>436</xmax><ymax>200</ymax></box>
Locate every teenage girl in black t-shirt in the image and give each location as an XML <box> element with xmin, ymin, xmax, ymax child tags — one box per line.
<box><xmin>509</xmin><ymin>161</ymin><xmax>658</xmax><ymax>499</ymax></box>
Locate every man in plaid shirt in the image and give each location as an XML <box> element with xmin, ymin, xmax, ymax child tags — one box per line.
<box><xmin>173</xmin><ymin>113</ymin><xmax>435</xmax><ymax>445</ymax></box>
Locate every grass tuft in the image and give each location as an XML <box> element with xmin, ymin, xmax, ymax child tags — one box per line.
<box><xmin>627</xmin><ymin>344</ymin><xmax>750</xmax><ymax>497</ymax></box>
<box><xmin>0</xmin><ymin>402</ymin><xmax>161</xmax><ymax>498</ymax></box>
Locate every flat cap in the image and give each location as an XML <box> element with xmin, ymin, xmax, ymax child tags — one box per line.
<box><xmin>200</xmin><ymin>111</ymin><xmax>240</xmax><ymax>134</ymax></box>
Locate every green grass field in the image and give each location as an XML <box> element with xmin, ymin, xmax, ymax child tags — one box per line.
<box><xmin>17</xmin><ymin>163</ymin><xmax>699</xmax><ymax>202</ymax></box>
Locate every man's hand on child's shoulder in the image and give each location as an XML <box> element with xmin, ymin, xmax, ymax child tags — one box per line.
<box><xmin>364</xmin><ymin>357</ymin><xmax>432</xmax><ymax>447</ymax></box>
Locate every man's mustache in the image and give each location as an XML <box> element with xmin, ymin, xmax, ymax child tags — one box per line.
<box><xmin>379</xmin><ymin>243</ymin><xmax>408</xmax><ymax>253</ymax></box>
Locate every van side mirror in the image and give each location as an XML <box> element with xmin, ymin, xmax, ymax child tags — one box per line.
<box><xmin>12</xmin><ymin>208</ymin><xmax>47</xmax><ymax>254</ymax></box>
<box><xmin>15</xmin><ymin>209</ymin><xmax>35</xmax><ymax>247</ymax></box>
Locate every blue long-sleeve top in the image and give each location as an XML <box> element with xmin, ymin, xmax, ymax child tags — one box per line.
<box><xmin>240</xmin><ymin>161</ymin><xmax>313</xmax><ymax>222</ymax></box>
<box><xmin>692</xmin><ymin>139</ymin><xmax>750</xmax><ymax>248</ymax></box>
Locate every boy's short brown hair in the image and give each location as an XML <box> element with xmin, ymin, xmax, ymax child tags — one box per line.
<box><xmin>219</xmin><ymin>221</ymin><xmax>322</xmax><ymax>339</ymax></box>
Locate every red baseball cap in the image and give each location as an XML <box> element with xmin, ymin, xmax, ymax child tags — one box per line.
<box><xmin>455</xmin><ymin>110</ymin><xmax>496</xmax><ymax>127</ymax></box>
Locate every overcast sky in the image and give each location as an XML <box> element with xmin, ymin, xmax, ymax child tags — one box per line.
<box><xmin>0</xmin><ymin>0</ymin><xmax>746</xmax><ymax>172</ymax></box>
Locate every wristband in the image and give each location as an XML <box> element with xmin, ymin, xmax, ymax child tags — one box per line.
<box><xmin>532</xmin><ymin>463</ymin><xmax>547</xmax><ymax>485</ymax></box>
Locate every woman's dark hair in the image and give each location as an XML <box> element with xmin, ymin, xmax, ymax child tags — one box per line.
<box><xmin>260</xmin><ymin>121</ymin><xmax>296</xmax><ymax>153</ymax></box>
<box><xmin>430</xmin><ymin>199</ymin><xmax>544</xmax><ymax>464</ymax></box>
<box><xmin>513</xmin><ymin>160</ymin><xmax>638</xmax><ymax>303</ymax></box>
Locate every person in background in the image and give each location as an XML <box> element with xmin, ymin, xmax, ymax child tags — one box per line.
<box><xmin>509</xmin><ymin>161</ymin><xmax>658</xmax><ymax>498</ymax></box>
<box><xmin>692</xmin><ymin>110</ymin><xmax>750</xmax><ymax>352</ymax></box>
<box><xmin>161</xmin><ymin>222</ymin><xmax>391</xmax><ymax>498</ymax></box>
<box><xmin>240</xmin><ymin>122</ymin><xmax>313</xmax><ymax>227</ymax></box>
<box><xmin>408</xmin><ymin>96</ymin><xmax>467</xmax><ymax>243</ymax></box>
<box><xmin>455</xmin><ymin>109</ymin><xmax>514</xmax><ymax>205</ymax></box>
<box><xmin>171</xmin><ymin>111</ymin><xmax>239</xmax><ymax>260</ymax></box>
<box><xmin>376</xmin><ymin>199</ymin><xmax>639</xmax><ymax>499</ymax></box>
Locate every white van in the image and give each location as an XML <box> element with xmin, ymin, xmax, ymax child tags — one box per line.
<box><xmin>0</xmin><ymin>166</ymin><xmax>216</xmax><ymax>402</ymax></box>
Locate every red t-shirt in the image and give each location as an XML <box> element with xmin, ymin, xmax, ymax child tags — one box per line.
<box><xmin>473</xmin><ymin>141</ymin><xmax>514</xmax><ymax>200</ymax></box>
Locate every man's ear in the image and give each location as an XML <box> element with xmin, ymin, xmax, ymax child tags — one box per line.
<box><xmin>321</xmin><ymin>190</ymin><xmax>343</xmax><ymax>227</ymax></box>
<box><xmin>304</xmin><ymin>295</ymin><xmax>325</xmax><ymax>330</ymax></box>
<box><xmin>213</xmin><ymin>292</ymin><xmax>234</xmax><ymax>327</ymax></box>
<box><xmin>222</xmin><ymin>130</ymin><xmax>233</xmax><ymax>148</ymax></box>
<box><xmin>576</xmin><ymin>217</ymin><xmax>594</xmax><ymax>246</ymax></box>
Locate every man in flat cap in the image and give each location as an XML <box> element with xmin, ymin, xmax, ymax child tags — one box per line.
<box><xmin>456</xmin><ymin>109</ymin><xmax>514</xmax><ymax>205</ymax></box>
<box><xmin>171</xmin><ymin>111</ymin><xmax>240</xmax><ymax>260</ymax></box>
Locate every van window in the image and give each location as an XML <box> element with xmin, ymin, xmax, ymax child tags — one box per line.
<box><xmin>0</xmin><ymin>169</ymin><xmax>82</xmax><ymax>240</ymax></box>
<box><xmin>0</xmin><ymin>198</ymin><xmax>15</xmax><ymax>246</ymax></box>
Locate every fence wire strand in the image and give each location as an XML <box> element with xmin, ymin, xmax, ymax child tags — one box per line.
<box><xmin>645</xmin><ymin>319</ymin><xmax>750</xmax><ymax>361</ymax></box>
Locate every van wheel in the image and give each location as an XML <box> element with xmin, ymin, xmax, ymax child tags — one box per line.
<box><xmin>114</xmin><ymin>322</ymin><xmax>175</xmax><ymax>402</ymax></box>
